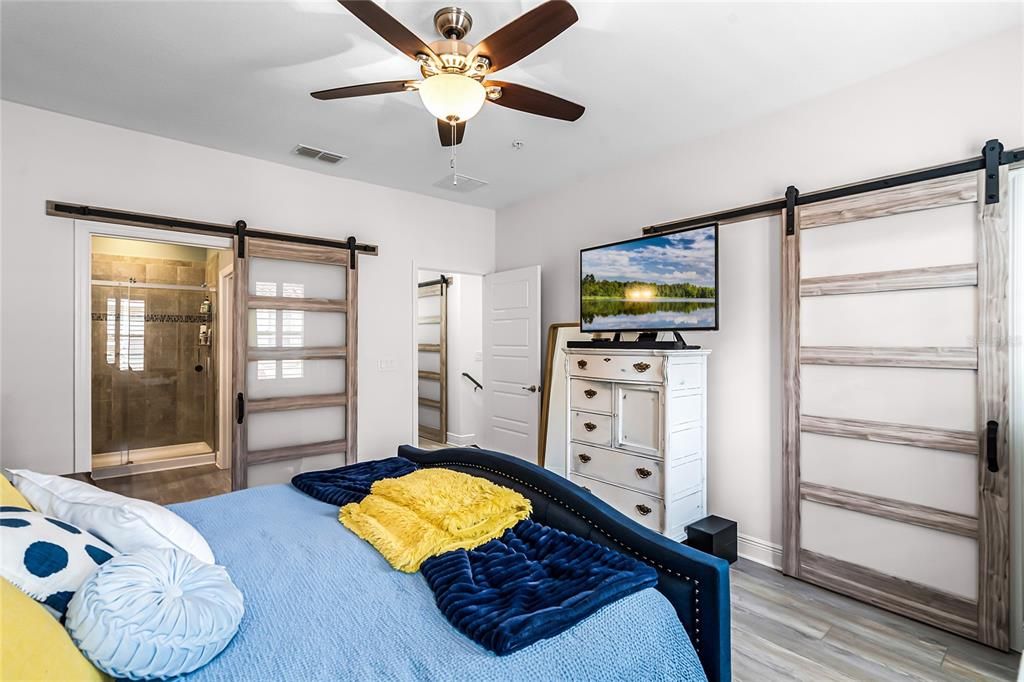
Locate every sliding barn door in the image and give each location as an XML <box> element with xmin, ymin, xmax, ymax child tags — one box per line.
<box><xmin>782</xmin><ymin>167</ymin><xmax>1010</xmax><ymax>649</ymax></box>
<box><xmin>232</xmin><ymin>238</ymin><xmax>357</xmax><ymax>489</ymax></box>
<box><xmin>417</xmin><ymin>277</ymin><xmax>448</xmax><ymax>444</ymax></box>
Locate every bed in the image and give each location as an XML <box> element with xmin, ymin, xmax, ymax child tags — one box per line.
<box><xmin>168</xmin><ymin>445</ymin><xmax>730</xmax><ymax>681</ymax></box>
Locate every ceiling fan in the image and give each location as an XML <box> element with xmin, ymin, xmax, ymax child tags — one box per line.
<box><xmin>312</xmin><ymin>0</ymin><xmax>585</xmax><ymax>147</ymax></box>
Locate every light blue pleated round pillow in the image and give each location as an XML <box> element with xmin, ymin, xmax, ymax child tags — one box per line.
<box><xmin>65</xmin><ymin>547</ymin><xmax>243</xmax><ymax>680</ymax></box>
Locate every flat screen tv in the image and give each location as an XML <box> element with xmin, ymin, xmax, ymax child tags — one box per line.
<box><xmin>580</xmin><ymin>224</ymin><xmax>719</xmax><ymax>333</ymax></box>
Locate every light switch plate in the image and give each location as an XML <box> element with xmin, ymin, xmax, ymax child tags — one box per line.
<box><xmin>377</xmin><ymin>359</ymin><xmax>397</xmax><ymax>371</ymax></box>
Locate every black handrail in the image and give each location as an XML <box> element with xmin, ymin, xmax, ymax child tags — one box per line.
<box><xmin>462</xmin><ymin>372</ymin><xmax>483</xmax><ymax>391</ymax></box>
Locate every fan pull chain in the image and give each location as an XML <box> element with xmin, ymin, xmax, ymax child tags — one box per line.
<box><xmin>449</xmin><ymin>121</ymin><xmax>457</xmax><ymax>185</ymax></box>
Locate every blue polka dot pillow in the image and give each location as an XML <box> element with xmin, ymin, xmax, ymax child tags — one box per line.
<box><xmin>0</xmin><ymin>505</ymin><xmax>117</xmax><ymax>618</ymax></box>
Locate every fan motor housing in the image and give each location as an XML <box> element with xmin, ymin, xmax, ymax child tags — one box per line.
<box><xmin>434</xmin><ymin>7</ymin><xmax>472</xmax><ymax>40</ymax></box>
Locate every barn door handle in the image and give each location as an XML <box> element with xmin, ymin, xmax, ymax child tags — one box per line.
<box><xmin>986</xmin><ymin>420</ymin><xmax>999</xmax><ymax>473</ymax></box>
<box><xmin>583</xmin><ymin>422</ymin><xmax>597</xmax><ymax>432</ymax></box>
<box><xmin>236</xmin><ymin>393</ymin><xmax>245</xmax><ymax>424</ymax></box>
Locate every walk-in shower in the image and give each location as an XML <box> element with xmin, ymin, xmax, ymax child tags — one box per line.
<box><xmin>90</xmin><ymin>236</ymin><xmax>228</xmax><ymax>479</ymax></box>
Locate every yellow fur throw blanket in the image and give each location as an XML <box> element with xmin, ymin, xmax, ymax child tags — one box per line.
<box><xmin>339</xmin><ymin>469</ymin><xmax>532</xmax><ymax>572</ymax></box>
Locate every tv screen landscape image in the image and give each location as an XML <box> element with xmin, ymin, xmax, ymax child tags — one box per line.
<box><xmin>580</xmin><ymin>224</ymin><xmax>718</xmax><ymax>333</ymax></box>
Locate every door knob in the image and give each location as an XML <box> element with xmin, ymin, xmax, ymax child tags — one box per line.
<box><xmin>521</xmin><ymin>385</ymin><xmax>538</xmax><ymax>393</ymax></box>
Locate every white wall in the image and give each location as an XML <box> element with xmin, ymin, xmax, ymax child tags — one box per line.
<box><xmin>495</xmin><ymin>32</ymin><xmax>1023</xmax><ymax>560</ymax></box>
<box><xmin>0</xmin><ymin>101</ymin><xmax>495</xmax><ymax>474</ymax></box>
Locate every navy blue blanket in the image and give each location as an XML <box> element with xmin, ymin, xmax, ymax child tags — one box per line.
<box><xmin>421</xmin><ymin>519</ymin><xmax>659</xmax><ymax>655</ymax></box>
<box><xmin>291</xmin><ymin>457</ymin><xmax>417</xmax><ymax>506</ymax></box>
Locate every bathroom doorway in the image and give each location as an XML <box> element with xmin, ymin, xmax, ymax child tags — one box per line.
<box><xmin>81</xmin><ymin>229</ymin><xmax>233</xmax><ymax>495</ymax></box>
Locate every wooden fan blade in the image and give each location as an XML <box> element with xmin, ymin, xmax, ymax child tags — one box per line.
<box><xmin>485</xmin><ymin>81</ymin><xmax>584</xmax><ymax>121</ymax></box>
<box><xmin>311</xmin><ymin>80</ymin><xmax>414</xmax><ymax>100</ymax></box>
<box><xmin>469</xmin><ymin>0</ymin><xmax>578</xmax><ymax>72</ymax></box>
<box><xmin>438</xmin><ymin>119</ymin><xmax>466</xmax><ymax>147</ymax></box>
<box><xmin>338</xmin><ymin>1</ymin><xmax>439</xmax><ymax>64</ymax></box>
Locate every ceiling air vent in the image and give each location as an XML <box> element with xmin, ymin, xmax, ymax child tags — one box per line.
<box><xmin>292</xmin><ymin>144</ymin><xmax>347</xmax><ymax>164</ymax></box>
<box><xmin>432</xmin><ymin>174</ymin><xmax>488</xmax><ymax>193</ymax></box>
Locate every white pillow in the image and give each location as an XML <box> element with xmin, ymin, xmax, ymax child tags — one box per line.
<box><xmin>10</xmin><ymin>470</ymin><xmax>215</xmax><ymax>564</ymax></box>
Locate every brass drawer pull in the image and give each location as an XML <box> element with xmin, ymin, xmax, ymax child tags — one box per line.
<box><xmin>583</xmin><ymin>389</ymin><xmax>597</xmax><ymax>399</ymax></box>
<box><xmin>577</xmin><ymin>453</ymin><xmax>592</xmax><ymax>463</ymax></box>
<box><xmin>583</xmin><ymin>422</ymin><xmax>597</xmax><ymax>432</ymax></box>
<box><xmin>635</xmin><ymin>467</ymin><xmax>652</xmax><ymax>479</ymax></box>
<box><xmin>633</xmin><ymin>362</ymin><xmax>651</xmax><ymax>373</ymax></box>
<box><xmin>577</xmin><ymin>359</ymin><xmax>588</xmax><ymax>369</ymax></box>
<box><xmin>635</xmin><ymin>504</ymin><xmax>652</xmax><ymax>516</ymax></box>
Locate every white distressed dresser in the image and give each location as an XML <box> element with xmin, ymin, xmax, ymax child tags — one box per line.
<box><xmin>563</xmin><ymin>347</ymin><xmax>710</xmax><ymax>541</ymax></box>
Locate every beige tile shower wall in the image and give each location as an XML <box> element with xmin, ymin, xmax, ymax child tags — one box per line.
<box><xmin>90</xmin><ymin>252</ymin><xmax>212</xmax><ymax>456</ymax></box>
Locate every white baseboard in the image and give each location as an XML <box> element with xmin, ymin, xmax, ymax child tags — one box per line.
<box><xmin>737</xmin><ymin>533</ymin><xmax>782</xmax><ymax>570</ymax></box>
<box><xmin>445</xmin><ymin>432</ymin><xmax>477</xmax><ymax>447</ymax></box>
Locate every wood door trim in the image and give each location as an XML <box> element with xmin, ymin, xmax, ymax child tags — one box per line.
<box><xmin>799</xmin><ymin>549</ymin><xmax>978</xmax><ymax>638</ymax></box>
<box><xmin>418</xmin><ymin>397</ymin><xmax>441</xmax><ymax>409</ymax></box>
<box><xmin>800</xmin><ymin>263</ymin><xmax>977</xmax><ymax>297</ymax></box>
<box><xmin>418</xmin><ymin>344</ymin><xmax>441</xmax><ymax>352</ymax></box>
<box><xmin>247</xmin><ymin>346</ymin><xmax>346</xmax><ymax>360</ymax></box>
<box><xmin>346</xmin><ymin>263</ymin><xmax>358</xmax><ymax>465</ymax></box>
<box><xmin>801</xmin><ymin>414</ymin><xmax>978</xmax><ymax>455</ymax></box>
<box><xmin>781</xmin><ymin>207</ymin><xmax>802</xmax><ymax>577</ymax></box>
<box><xmin>418</xmin><ymin>370</ymin><xmax>442</xmax><ymax>381</ymax></box>
<box><xmin>247</xmin><ymin>237</ymin><xmax>348</xmax><ymax>265</ymax></box>
<box><xmin>798</xmin><ymin>172</ymin><xmax>977</xmax><ymax>229</ymax></box>
<box><xmin>418</xmin><ymin>283</ymin><xmax>443</xmax><ymax>297</ymax></box>
<box><xmin>976</xmin><ymin>165</ymin><xmax>1010</xmax><ymax>650</ymax></box>
<box><xmin>248</xmin><ymin>438</ymin><xmax>348</xmax><ymax>466</ymax></box>
<box><xmin>231</xmin><ymin>244</ymin><xmax>249</xmax><ymax>491</ymax></box>
<box><xmin>248</xmin><ymin>393</ymin><xmax>347</xmax><ymax>413</ymax></box>
<box><xmin>247</xmin><ymin>295</ymin><xmax>347</xmax><ymax>312</ymax></box>
<box><xmin>799</xmin><ymin>346</ymin><xmax>977</xmax><ymax>370</ymax></box>
<box><xmin>800</xmin><ymin>482</ymin><xmax>977</xmax><ymax>538</ymax></box>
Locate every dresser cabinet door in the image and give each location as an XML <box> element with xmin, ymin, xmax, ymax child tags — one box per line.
<box><xmin>614</xmin><ymin>384</ymin><xmax>662</xmax><ymax>457</ymax></box>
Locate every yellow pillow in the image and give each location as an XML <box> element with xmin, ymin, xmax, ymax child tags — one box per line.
<box><xmin>0</xmin><ymin>579</ymin><xmax>108</xmax><ymax>681</ymax></box>
<box><xmin>0</xmin><ymin>475</ymin><xmax>32</xmax><ymax>510</ymax></box>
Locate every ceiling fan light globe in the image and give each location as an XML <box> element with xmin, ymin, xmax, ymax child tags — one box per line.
<box><xmin>418</xmin><ymin>73</ymin><xmax>485</xmax><ymax>123</ymax></box>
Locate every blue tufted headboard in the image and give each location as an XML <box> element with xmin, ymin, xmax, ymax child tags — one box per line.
<box><xmin>398</xmin><ymin>445</ymin><xmax>731</xmax><ymax>682</ymax></box>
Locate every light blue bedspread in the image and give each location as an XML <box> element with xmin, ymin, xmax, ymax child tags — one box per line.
<box><xmin>170</xmin><ymin>484</ymin><xmax>706</xmax><ymax>681</ymax></box>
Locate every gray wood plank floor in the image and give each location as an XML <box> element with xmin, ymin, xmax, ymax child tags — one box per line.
<box><xmin>68</xmin><ymin>464</ymin><xmax>231</xmax><ymax>506</ymax></box>
<box><xmin>733</xmin><ymin>559</ymin><xmax>1020</xmax><ymax>681</ymax></box>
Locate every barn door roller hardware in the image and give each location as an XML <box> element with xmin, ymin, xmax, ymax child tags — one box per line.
<box><xmin>983</xmin><ymin>139</ymin><xmax>1004</xmax><ymax>205</ymax></box>
<box><xmin>784</xmin><ymin>185</ymin><xmax>799</xmax><ymax>236</ymax></box>
<box><xmin>643</xmin><ymin>137</ymin><xmax>1021</xmax><ymax>238</ymax></box>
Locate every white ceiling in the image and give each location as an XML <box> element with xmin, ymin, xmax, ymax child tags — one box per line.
<box><xmin>2</xmin><ymin>1</ymin><xmax>1018</xmax><ymax>209</ymax></box>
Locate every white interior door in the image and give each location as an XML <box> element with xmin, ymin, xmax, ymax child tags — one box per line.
<box><xmin>482</xmin><ymin>266</ymin><xmax>541</xmax><ymax>461</ymax></box>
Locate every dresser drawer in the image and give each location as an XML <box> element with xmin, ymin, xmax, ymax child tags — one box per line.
<box><xmin>570</xmin><ymin>474</ymin><xmax>664</xmax><ymax>533</ymax></box>
<box><xmin>569</xmin><ymin>378</ymin><xmax>613</xmax><ymax>414</ymax></box>
<box><xmin>568</xmin><ymin>354</ymin><xmax>665</xmax><ymax>383</ymax></box>
<box><xmin>570</xmin><ymin>411</ymin><xmax>612</xmax><ymax>447</ymax></box>
<box><xmin>569</xmin><ymin>443</ymin><xmax>663</xmax><ymax>496</ymax></box>
<box><xmin>669</xmin><ymin>362</ymin><xmax>703</xmax><ymax>391</ymax></box>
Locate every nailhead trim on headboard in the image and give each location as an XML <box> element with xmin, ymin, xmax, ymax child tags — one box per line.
<box><xmin>429</xmin><ymin>460</ymin><xmax>701</xmax><ymax>647</ymax></box>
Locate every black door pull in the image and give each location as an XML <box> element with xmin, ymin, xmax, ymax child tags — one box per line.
<box><xmin>237</xmin><ymin>393</ymin><xmax>246</xmax><ymax>425</ymax></box>
<box><xmin>986</xmin><ymin>420</ymin><xmax>998</xmax><ymax>473</ymax></box>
